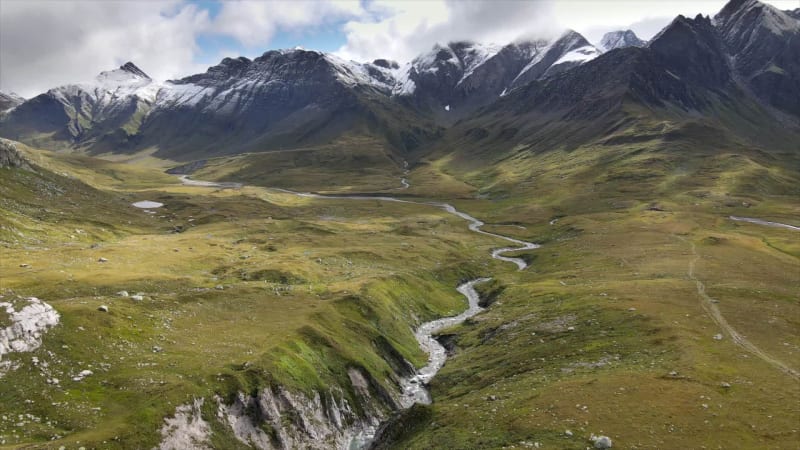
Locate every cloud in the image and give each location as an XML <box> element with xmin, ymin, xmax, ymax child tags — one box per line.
<box><xmin>210</xmin><ymin>0</ymin><xmax>365</xmax><ymax>47</ymax></box>
<box><xmin>0</xmin><ymin>0</ymin><xmax>210</xmax><ymax>97</ymax></box>
<box><xmin>2</xmin><ymin>0</ymin><xmax>797</xmax><ymax>96</ymax></box>
<box><xmin>336</xmin><ymin>0</ymin><xmax>800</xmax><ymax>63</ymax></box>
<box><xmin>336</xmin><ymin>0</ymin><xmax>561</xmax><ymax>64</ymax></box>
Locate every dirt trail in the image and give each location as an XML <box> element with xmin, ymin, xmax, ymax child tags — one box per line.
<box><xmin>682</xmin><ymin>238</ymin><xmax>799</xmax><ymax>380</ymax></box>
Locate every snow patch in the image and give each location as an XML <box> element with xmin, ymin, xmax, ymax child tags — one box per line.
<box><xmin>552</xmin><ymin>45</ymin><xmax>601</xmax><ymax>65</ymax></box>
<box><xmin>392</xmin><ymin>62</ymin><xmax>417</xmax><ymax>96</ymax></box>
<box><xmin>457</xmin><ymin>43</ymin><xmax>502</xmax><ymax>84</ymax></box>
<box><xmin>512</xmin><ymin>43</ymin><xmax>551</xmax><ymax>82</ymax></box>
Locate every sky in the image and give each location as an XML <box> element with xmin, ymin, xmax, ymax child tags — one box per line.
<box><xmin>0</xmin><ymin>0</ymin><xmax>797</xmax><ymax>97</ymax></box>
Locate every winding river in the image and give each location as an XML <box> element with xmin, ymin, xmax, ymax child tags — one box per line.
<box><xmin>729</xmin><ymin>216</ymin><xmax>800</xmax><ymax>231</ymax></box>
<box><xmin>176</xmin><ymin>175</ymin><xmax>540</xmax><ymax>448</ymax></box>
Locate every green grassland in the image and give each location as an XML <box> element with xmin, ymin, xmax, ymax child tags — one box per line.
<box><xmin>0</xmin><ymin>148</ymin><xmax>504</xmax><ymax>448</ymax></box>
<box><xmin>1</xmin><ymin>118</ymin><xmax>798</xmax><ymax>450</ymax></box>
<box><xmin>370</xmin><ymin>118</ymin><xmax>800</xmax><ymax>449</ymax></box>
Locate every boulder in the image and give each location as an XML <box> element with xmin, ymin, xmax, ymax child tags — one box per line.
<box><xmin>593</xmin><ymin>435</ymin><xmax>613</xmax><ymax>448</ymax></box>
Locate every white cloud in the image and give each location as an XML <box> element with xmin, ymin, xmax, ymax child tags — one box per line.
<box><xmin>336</xmin><ymin>0</ymin><xmax>561</xmax><ymax>64</ymax></box>
<box><xmin>336</xmin><ymin>0</ymin><xmax>800</xmax><ymax>63</ymax></box>
<box><xmin>0</xmin><ymin>0</ymin><xmax>210</xmax><ymax>98</ymax></box>
<box><xmin>210</xmin><ymin>0</ymin><xmax>366</xmax><ymax>47</ymax></box>
<box><xmin>555</xmin><ymin>0</ymin><xmax>800</xmax><ymax>44</ymax></box>
<box><xmin>1</xmin><ymin>0</ymin><xmax>797</xmax><ymax>96</ymax></box>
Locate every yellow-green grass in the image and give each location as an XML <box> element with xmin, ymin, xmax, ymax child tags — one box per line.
<box><xmin>1</xmin><ymin>150</ymin><xmax>519</xmax><ymax>448</ymax></box>
<box><xmin>2</xmin><ymin>129</ymin><xmax>799</xmax><ymax>449</ymax></box>
<box><xmin>371</xmin><ymin>131</ymin><xmax>800</xmax><ymax>448</ymax></box>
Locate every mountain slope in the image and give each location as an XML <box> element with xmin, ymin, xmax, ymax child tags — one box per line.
<box><xmin>0</xmin><ymin>63</ymin><xmax>157</xmax><ymax>151</ymax></box>
<box><xmin>714</xmin><ymin>0</ymin><xmax>800</xmax><ymax>115</ymax></box>
<box><xmin>433</xmin><ymin>2</ymin><xmax>799</xmax><ymax>169</ymax></box>
<box><xmin>0</xmin><ymin>53</ymin><xmax>440</xmax><ymax>161</ymax></box>
<box><xmin>0</xmin><ymin>91</ymin><xmax>24</xmax><ymax>112</ymax></box>
<box><xmin>507</xmin><ymin>30</ymin><xmax>601</xmax><ymax>91</ymax></box>
<box><xmin>0</xmin><ymin>0</ymin><xmax>796</xmax><ymax>167</ymax></box>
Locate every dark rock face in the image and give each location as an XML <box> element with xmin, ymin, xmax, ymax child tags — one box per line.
<box><xmin>119</xmin><ymin>62</ymin><xmax>151</xmax><ymax>79</ymax></box>
<box><xmin>714</xmin><ymin>0</ymin><xmax>800</xmax><ymax>115</ymax></box>
<box><xmin>600</xmin><ymin>30</ymin><xmax>646</xmax><ymax>51</ymax></box>
<box><xmin>648</xmin><ymin>14</ymin><xmax>731</xmax><ymax>89</ymax></box>
<box><xmin>372</xmin><ymin>59</ymin><xmax>399</xmax><ymax>69</ymax></box>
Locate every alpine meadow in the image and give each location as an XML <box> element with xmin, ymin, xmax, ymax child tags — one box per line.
<box><xmin>0</xmin><ymin>0</ymin><xmax>798</xmax><ymax>449</ymax></box>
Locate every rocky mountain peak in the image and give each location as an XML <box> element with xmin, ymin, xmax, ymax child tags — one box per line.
<box><xmin>95</xmin><ymin>62</ymin><xmax>152</xmax><ymax>87</ymax></box>
<box><xmin>558</xmin><ymin>29</ymin><xmax>591</xmax><ymax>48</ymax></box>
<box><xmin>600</xmin><ymin>30</ymin><xmax>646</xmax><ymax>51</ymax></box>
<box><xmin>119</xmin><ymin>62</ymin><xmax>150</xmax><ymax>79</ymax></box>
<box><xmin>715</xmin><ymin>0</ymin><xmax>799</xmax><ymax>47</ymax></box>
<box><xmin>649</xmin><ymin>14</ymin><xmax>730</xmax><ymax>87</ymax></box>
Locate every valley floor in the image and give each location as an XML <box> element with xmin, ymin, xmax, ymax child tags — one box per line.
<box><xmin>0</xmin><ymin>142</ymin><xmax>798</xmax><ymax>449</ymax></box>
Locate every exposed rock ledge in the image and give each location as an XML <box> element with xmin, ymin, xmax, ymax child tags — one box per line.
<box><xmin>0</xmin><ymin>296</ymin><xmax>60</xmax><ymax>374</ymax></box>
<box><xmin>158</xmin><ymin>368</ymin><xmax>391</xmax><ymax>449</ymax></box>
<box><xmin>0</xmin><ymin>138</ymin><xmax>31</xmax><ymax>170</ymax></box>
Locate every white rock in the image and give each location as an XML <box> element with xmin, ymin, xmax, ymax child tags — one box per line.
<box><xmin>117</xmin><ymin>291</ymin><xmax>129</xmax><ymax>297</ymax></box>
<box><xmin>713</xmin><ymin>334</ymin><xmax>723</xmax><ymax>340</ymax></box>
<box><xmin>98</xmin><ymin>257</ymin><xmax>108</xmax><ymax>263</ymax></box>
<box><xmin>0</xmin><ymin>297</ymin><xmax>60</xmax><ymax>366</ymax></box>
<box><xmin>565</xmin><ymin>429</ymin><xmax>573</xmax><ymax>436</ymax></box>
<box><xmin>98</xmin><ymin>305</ymin><xmax>109</xmax><ymax>312</ymax></box>
<box><xmin>73</xmin><ymin>369</ymin><xmax>94</xmax><ymax>381</ymax></box>
<box><xmin>131</xmin><ymin>295</ymin><xmax>144</xmax><ymax>302</ymax></box>
<box><xmin>593</xmin><ymin>435</ymin><xmax>613</xmax><ymax>448</ymax></box>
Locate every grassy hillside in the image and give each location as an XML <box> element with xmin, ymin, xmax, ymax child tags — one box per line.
<box><xmin>0</xmin><ymin>145</ymin><xmax>505</xmax><ymax>448</ymax></box>
<box><xmin>369</xmin><ymin>114</ymin><xmax>800</xmax><ymax>448</ymax></box>
<box><xmin>1</xmin><ymin>116</ymin><xmax>798</xmax><ymax>449</ymax></box>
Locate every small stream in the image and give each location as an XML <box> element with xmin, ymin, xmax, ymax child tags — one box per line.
<box><xmin>729</xmin><ymin>216</ymin><xmax>800</xmax><ymax>231</ymax></box>
<box><xmin>177</xmin><ymin>175</ymin><xmax>540</xmax><ymax>448</ymax></box>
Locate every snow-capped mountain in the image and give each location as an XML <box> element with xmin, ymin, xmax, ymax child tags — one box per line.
<box><xmin>0</xmin><ymin>0</ymin><xmax>797</xmax><ymax>159</ymax></box>
<box><xmin>391</xmin><ymin>40</ymin><xmax>540</xmax><ymax>120</ymax></box>
<box><xmin>0</xmin><ymin>62</ymin><xmax>159</xmax><ymax>151</ymax></box>
<box><xmin>507</xmin><ymin>30</ymin><xmax>601</xmax><ymax>91</ymax></box>
<box><xmin>139</xmin><ymin>49</ymin><xmax>417</xmax><ymax>157</ymax></box>
<box><xmin>394</xmin><ymin>31</ymin><xmax>602</xmax><ymax>120</ymax></box>
<box><xmin>599</xmin><ymin>30</ymin><xmax>646</xmax><ymax>51</ymax></box>
<box><xmin>0</xmin><ymin>92</ymin><xmax>25</xmax><ymax>113</ymax></box>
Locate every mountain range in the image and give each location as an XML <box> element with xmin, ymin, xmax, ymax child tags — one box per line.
<box><xmin>0</xmin><ymin>0</ymin><xmax>797</xmax><ymax>162</ymax></box>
